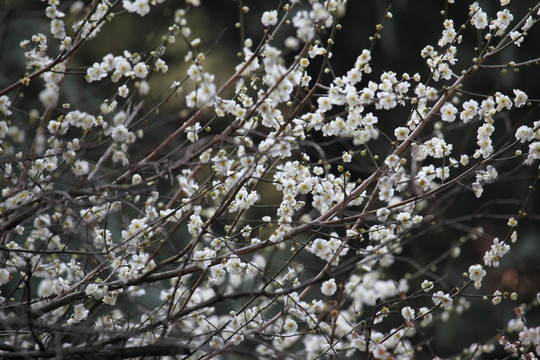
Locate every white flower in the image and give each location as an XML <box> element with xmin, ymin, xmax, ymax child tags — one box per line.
<box><xmin>376</xmin><ymin>208</ymin><xmax>390</xmax><ymax>222</ymax></box>
<box><xmin>210</xmin><ymin>336</ymin><xmax>223</xmax><ymax>348</ymax></box>
<box><xmin>421</xmin><ymin>280</ymin><xmax>434</xmax><ymax>292</ymax></box>
<box><xmin>515</xmin><ymin>125</ymin><xmax>534</xmax><ymax>143</ymax></box>
<box><xmin>193</xmin><ymin>248</ymin><xmax>215</xmax><ymax>269</ymax></box>
<box><xmin>282</xmin><ymin>267</ymin><xmax>296</xmax><ymax>282</ymax></box>
<box><xmin>118</xmin><ymin>85</ymin><xmax>129</xmax><ymax>98</ymax></box>
<box><xmin>513</xmin><ymin>89</ymin><xmax>528</xmax><ymax>107</ymax></box>
<box><xmin>418</xmin><ymin>307</ymin><xmax>432</xmax><ymax>324</ymax></box>
<box><xmin>133</xmin><ymin>62</ymin><xmax>148</xmax><ymax>78</ymax></box>
<box><xmin>401</xmin><ymin>306</ymin><xmax>415</xmax><ymax>321</ymax></box>
<box><xmin>396</xmin><ymin>211</ymin><xmax>411</xmax><ymax>222</ymax></box>
<box><xmin>283</xmin><ymin>318</ymin><xmax>298</xmax><ymax>333</ymax></box>
<box><xmin>432</xmin><ymin>291</ymin><xmax>453</xmax><ymax>309</ymax></box>
<box><xmin>527</xmin><ymin>142</ymin><xmax>540</xmax><ymax>163</ymax></box>
<box><xmin>472</xmin><ymin>10</ymin><xmax>488</xmax><ymax>29</ymax></box>
<box><xmin>226</xmin><ymin>255</ymin><xmax>246</xmax><ymax>276</ymax></box>
<box><xmin>472</xmin><ymin>182</ymin><xmax>483</xmax><ymax>198</ymax></box>
<box><xmin>115</xmin><ymin>59</ymin><xmax>132</xmax><ymax>76</ymax></box>
<box><xmin>377</xmin><ymin>91</ymin><xmax>396</xmax><ymax>109</ymax></box>
<box><xmin>460</xmin><ymin>99</ymin><xmax>478</xmax><ymax>122</ymax></box>
<box><xmin>510</xmin><ymin>31</ymin><xmax>523</xmax><ymax>46</ymax></box>
<box><xmin>468</xmin><ymin>264</ymin><xmax>486</xmax><ymax>289</ymax></box>
<box><xmin>0</xmin><ymin>269</ymin><xmax>10</xmax><ymax>285</ymax></box>
<box><xmin>495</xmin><ymin>93</ymin><xmax>512</xmax><ymax>111</ymax></box>
<box><xmin>187</xmin><ymin>64</ymin><xmax>201</xmax><ymax>80</ymax></box>
<box><xmin>312</xmin><ymin>166</ymin><xmax>324</xmax><ymax>176</ymax></box>
<box><xmin>66</xmin><ymin>303</ymin><xmax>89</xmax><ymax>325</ymax></box>
<box><xmin>394</xmin><ymin>127</ymin><xmax>410</xmax><ymax>140</ymax></box>
<box><xmin>261</xmin><ymin>10</ymin><xmax>278</xmax><ymax>27</ymax></box>
<box><xmin>321</xmin><ymin>278</ymin><xmax>337</xmax><ymax>296</ymax></box>
<box><xmin>492</xmin><ymin>290</ymin><xmax>502</xmax><ymax>305</ymax></box>
<box><xmin>85</xmin><ymin>283</ymin><xmax>104</xmax><ymax>299</ymax></box>
<box><xmin>139</xmin><ymin>81</ymin><xmax>150</xmax><ymax>96</ymax></box>
<box><xmin>123</xmin><ymin>0</ymin><xmax>150</xmax><ymax>16</ymax></box>
<box><xmin>385</xmin><ymin>154</ymin><xmax>400</xmax><ymax>169</ymax></box>
<box><xmin>39</xmin><ymin>86</ymin><xmax>59</xmax><ymax>108</ymax></box>
<box><xmin>72</xmin><ymin>160</ymin><xmax>89</xmax><ymax>176</ymax></box>
<box><xmin>317</xmin><ymin>96</ymin><xmax>332</xmax><ymax>112</ymax></box>
<box><xmin>231</xmin><ymin>333</ymin><xmax>244</xmax><ymax>345</ymax></box>
<box><xmin>209</xmin><ymin>264</ymin><xmax>226</xmax><ymax>285</ymax></box>
<box><xmin>0</xmin><ymin>95</ymin><xmax>12</xmax><ymax>116</ymax></box>
<box><xmin>86</xmin><ymin>62</ymin><xmax>108</xmax><ymax>82</ymax></box>
<box><xmin>110</xmin><ymin>124</ymin><xmax>130</xmax><ymax>142</ymax></box>
<box><xmin>440</xmin><ymin>102</ymin><xmax>457</xmax><ymax>122</ymax></box>
<box><xmin>132</xmin><ymin>174</ymin><xmax>142</xmax><ymax>184</ymax></box>
<box><xmin>154</xmin><ymin>58</ymin><xmax>168</xmax><ymax>73</ymax></box>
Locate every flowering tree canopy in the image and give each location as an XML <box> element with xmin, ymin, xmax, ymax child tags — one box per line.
<box><xmin>1</xmin><ymin>0</ymin><xmax>540</xmax><ymax>359</ymax></box>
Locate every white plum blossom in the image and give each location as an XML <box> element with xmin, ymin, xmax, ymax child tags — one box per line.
<box><xmin>421</xmin><ymin>280</ymin><xmax>434</xmax><ymax>292</ymax></box>
<box><xmin>394</xmin><ymin>126</ymin><xmax>410</xmax><ymax>140</ymax></box>
<box><xmin>401</xmin><ymin>306</ymin><xmax>415</xmax><ymax>321</ymax></box>
<box><xmin>226</xmin><ymin>255</ymin><xmax>246</xmax><ymax>276</ymax></box>
<box><xmin>72</xmin><ymin>160</ymin><xmax>89</xmax><ymax>176</ymax></box>
<box><xmin>0</xmin><ymin>269</ymin><xmax>10</xmax><ymax>285</ymax></box>
<box><xmin>66</xmin><ymin>304</ymin><xmax>89</xmax><ymax>325</ymax></box>
<box><xmin>0</xmin><ymin>95</ymin><xmax>12</xmax><ymax>116</ymax></box>
<box><xmin>193</xmin><ymin>248</ymin><xmax>216</xmax><ymax>269</ymax></box>
<box><xmin>440</xmin><ymin>103</ymin><xmax>457</xmax><ymax>122</ymax></box>
<box><xmin>510</xmin><ymin>31</ymin><xmax>523</xmax><ymax>46</ymax></box>
<box><xmin>110</xmin><ymin>124</ymin><xmax>130</xmax><ymax>142</ymax></box>
<box><xmin>123</xmin><ymin>0</ymin><xmax>151</xmax><ymax>16</ymax></box>
<box><xmin>133</xmin><ymin>62</ymin><xmax>149</xmax><ymax>78</ymax></box>
<box><xmin>118</xmin><ymin>85</ymin><xmax>129</xmax><ymax>98</ymax></box>
<box><xmin>432</xmin><ymin>291</ymin><xmax>453</xmax><ymax>309</ymax></box>
<box><xmin>468</xmin><ymin>264</ymin><xmax>487</xmax><ymax>289</ymax></box>
<box><xmin>261</xmin><ymin>10</ymin><xmax>278</xmax><ymax>27</ymax></box>
<box><xmin>321</xmin><ymin>278</ymin><xmax>337</xmax><ymax>296</ymax></box>
<box><xmin>471</xmin><ymin>9</ymin><xmax>488</xmax><ymax>29</ymax></box>
<box><xmin>460</xmin><ymin>99</ymin><xmax>478</xmax><ymax>122</ymax></box>
<box><xmin>513</xmin><ymin>89</ymin><xmax>528</xmax><ymax>107</ymax></box>
<box><xmin>483</xmin><ymin>238</ymin><xmax>510</xmax><ymax>267</ymax></box>
<box><xmin>283</xmin><ymin>318</ymin><xmax>298</xmax><ymax>333</ymax></box>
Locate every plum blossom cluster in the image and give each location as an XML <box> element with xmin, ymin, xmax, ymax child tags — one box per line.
<box><xmin>1</xmin><ymin>0</ymin><xmax>540</xmax><ymax>359</ymax></box>
<box><xmin>497</xmin><ymin>298</ymin><xmax>540</xmax><ymax>360</ymax></box>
